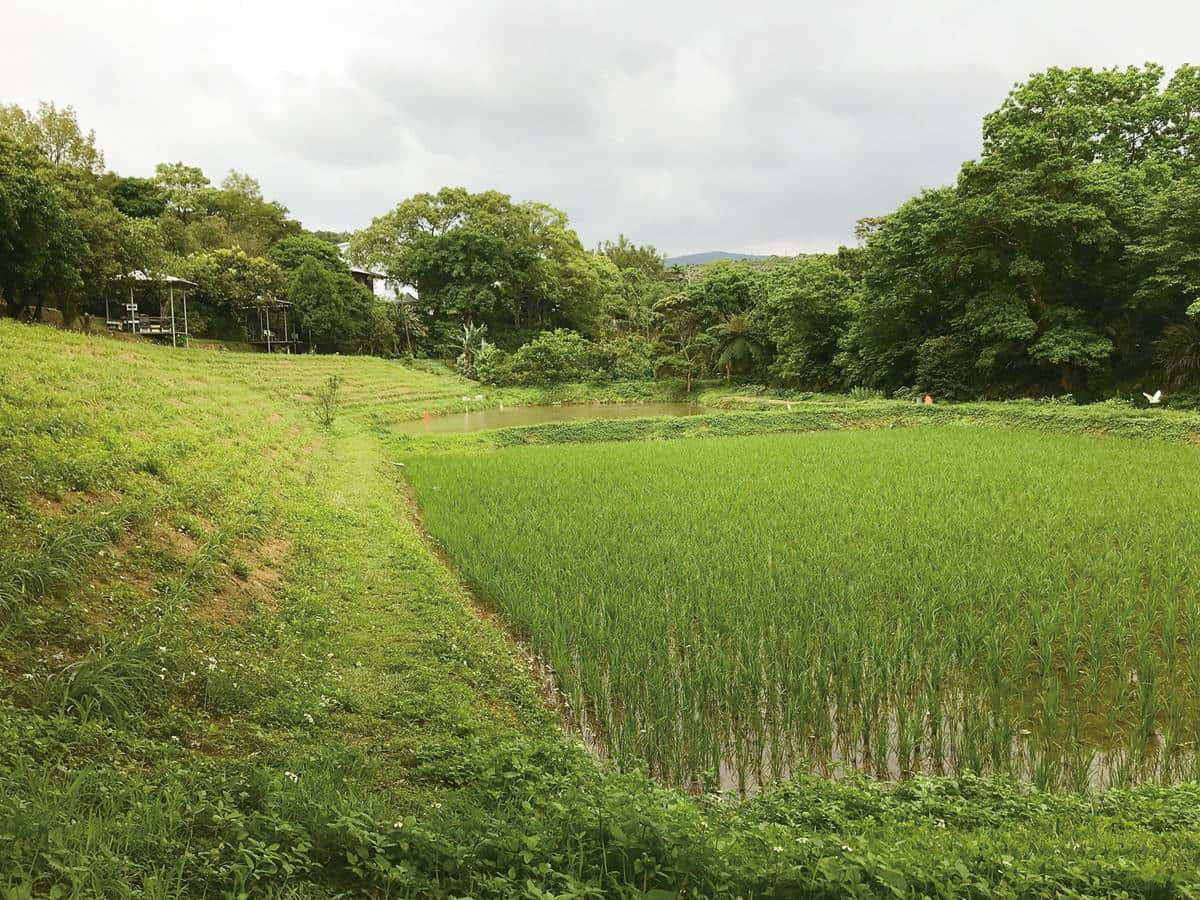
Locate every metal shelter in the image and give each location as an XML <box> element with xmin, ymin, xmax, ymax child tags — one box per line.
<box><xmin>106</xmin><ymin>271</ymin><xmax>196</xmax><ymax>347</ymax></box>
<box><xmin>242</xmin><ymin>296</ymin><xmax>296</xmax><ymax>353</ymax></box>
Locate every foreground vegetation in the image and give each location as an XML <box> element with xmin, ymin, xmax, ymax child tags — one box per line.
<box><xmin>5</xmin><ymin>322</ymin><xmax>1200</xmax><ymax>896</ymax></box>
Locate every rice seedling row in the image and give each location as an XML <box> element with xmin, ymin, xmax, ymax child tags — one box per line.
<box><xmin>407</xmin><ymin>428</ymin><xmax>1200</xmax><ymax>792</ymax></box>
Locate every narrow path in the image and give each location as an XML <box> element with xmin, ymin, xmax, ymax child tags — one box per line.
<box><xmin>268</xmin><ymin>425</ymin><xmax>558</xmax><ymax>802</ymax></box>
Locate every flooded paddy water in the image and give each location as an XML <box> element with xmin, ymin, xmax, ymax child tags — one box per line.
<box><xmin>394</xmin><ymin>401</ymin><xmax>706</xmax><ymax>434</ymax></box>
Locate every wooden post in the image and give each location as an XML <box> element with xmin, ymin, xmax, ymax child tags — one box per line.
<box><xmin>182</xmin><ymin>290</ymin><xmax>189</xmax><ymax>348</ymax></box>
<box><xmin>169</xmin><ymin>286</ymin><xmax>177</xmax><ymax>347</ymax></box>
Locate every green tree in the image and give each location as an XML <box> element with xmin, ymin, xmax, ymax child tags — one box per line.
<box><xmin>842</xmin><ymin>63</ymin><xmax>1198</xmax><ymax>397</ymax></box>
<box><xmin>153</xmin><ymin>162</ymin><xmax>211</xmax><ymax>223</ymax></box>
<box><xmin>284</xmin><ymin>256</ymin><xmax>369</xmax><ymax>350</ymax></box>
<box><xmin>180</xmin><ymin>248</ymin><xmax>287</xmax><ymax>338</ymax></box>
<box><xmin>351</xmin><ymin>187</ymin><xmax>607</xmax><ymax>339</ymax></box>
<box><xmin>654</xmin><ymin>292</ymin><xmax>718</xmax><ymax>391</ymax></box>
<box><xmin>270</xmin><ymin>233</ymin><xmax>350</xmax><ymax>274</ymax></box>
<box><xmin>597</xmin><ymin>234</ymin><xmax>666</xmax><ymax>279</ymax></box>
<box><xmin>360</xmin><ymin>301</ymin><xmax>397</xmax><ymax>356</ymax></box>
<box><xmin>759</xmin><ymin>256</ymin><xmax>855</xmax><ymax>389</ymax></box>
<box><xmin>207</xmin><ymin>170</ymin><xmax>299</xmax><ymax>255</ymax></box>
<box><xmin>595</xmin><ymin>333</ymin><xmax>656</xmax><ymax>380</ymax></box>
<box><xmin>0</xmin><ymin>101</ymin><xmax>104</xmax><ymax>174</ymax></box>
<box><xmin>109</xmin><ymin>176</ymin><xmax>168</xmax><ymax>219</ymax></box>
<box><xmin>710</xmin><ymin>313</ymin><xmax>766</xmax><ymax>383</ymax></box>
<box><xmin>503</xmin><ymin>329</ymin><xmax>597</xmax><ymax>384</ymax></box>
<box><xmin>0</xmin><ymin>136</ymin><xmax>83</xmax><ymax>319</ymax></box>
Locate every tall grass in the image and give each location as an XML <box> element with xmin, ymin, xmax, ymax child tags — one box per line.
<box><xmin>408</xmin><ymin>428</ymin><xmax>1200</xmax><ymax>792</ymax></box>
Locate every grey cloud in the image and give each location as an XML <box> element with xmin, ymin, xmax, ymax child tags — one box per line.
<box><xmin>4</xmin><ymin>0</ymin><xmax>1199</xmax><ymax>254</ymax></box>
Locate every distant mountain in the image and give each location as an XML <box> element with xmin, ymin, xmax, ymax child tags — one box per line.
<box><xmin>664</xmin><ymin>251</ymin><xmax>768</xmax><ymax>267</ymax></box>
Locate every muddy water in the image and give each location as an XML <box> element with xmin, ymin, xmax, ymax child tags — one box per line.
<box><xmin>395</xmin><ymin>402</ymin><xmax>706</xmax><ymax>434</ymax></box>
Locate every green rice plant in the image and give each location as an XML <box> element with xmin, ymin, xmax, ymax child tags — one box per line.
<box><xmin>408</xmin><ymin>428</ymin><xmax>1200</xmax><ymax>790</ymax></box>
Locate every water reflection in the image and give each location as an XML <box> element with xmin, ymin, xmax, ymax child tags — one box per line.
<box><xmin>396</xmin><ymin>402</ymin><xmax>706</xmax><ymax>434</ymax></box>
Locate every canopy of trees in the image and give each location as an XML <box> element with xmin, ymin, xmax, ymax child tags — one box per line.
<box><xmin>349</xmin><ymin>188</ymin><xmax>619</xmax><ymax>349</ymax></box>
<box><xmin>475</xmin><ymin>63</ymin><xmax>1200</xmax><ymax>398</ymax></box>
<box><xmin>839</xmin><ymin>63</ymin><xmax>1200</xmax><ymax>398</ymax></box>
<box><xmin>0</xmin><ymin>101</ymin><xmax>392</xmax><ymax>349</ymax></box>
<box><xmin>4</xmin><ymin>64</ymin><xmax>1199</xmax><ymax>390</ymax></box>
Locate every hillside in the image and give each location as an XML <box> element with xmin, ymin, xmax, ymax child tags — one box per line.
<box><xmin>3</xmin><ymin>321</ymin><xmax>1200</xmax><ymax>897</ymax></box>
<box><xmin>664</xmin><ymin>250</ymin><xmax>767</xmax><ymax>266</ymax></box>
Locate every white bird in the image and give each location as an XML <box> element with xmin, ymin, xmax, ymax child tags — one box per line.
<box><xmin>1143</xmin><ymin>390</ymin><xmax>1163</xmax><ymax>405</ymax></box>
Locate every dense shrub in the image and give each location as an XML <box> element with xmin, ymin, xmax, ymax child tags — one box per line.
<box><xmin>472</xmin><ymin>341</ymin><xmax>510</xmax><ymax>384</ymax></box>
<box><xmin>914</xmin><ymin>335</ymin><xmax>977</xmax><ymax>399</ymax></box>
<box><xmin>501</xmin><ymin>329</ymin><xmax>598</xmax><ymax>385</ymax></box>
<box><xmin>596</xmin><ymin>333</ymin><xmax>657</xmax><ymax>381</ymax></box>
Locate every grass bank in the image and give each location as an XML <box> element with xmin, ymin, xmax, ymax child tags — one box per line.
<box><xmin>3</xmin><ymin>320</ymin><xmax>1200</xmax><ymax>896</ymax></box>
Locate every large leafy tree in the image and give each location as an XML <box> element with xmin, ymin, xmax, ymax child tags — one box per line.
<box><xmin>108</xmin><ymin>176</ymin><xmax>168</xmax><ymax>219</ymax></box>
<box><xmin>179</xmin><ymin>248</ymin><xmax>287</xmax><ymax>339</ymax></box>
<box><xmin>284</xmin><ymin>255</ymin><xmax>371</xmax><ymax>350</ymax></box>
<box><xmin>597</xmin><ymin>234</ymin><xmax>666</xmax><ymax>279</ymax></box>
<box><xmin>1</xmin><ymin>106</ymin><xmax>166</xmax><ymax>326</ymax></box>
<box><xmin>759</xmin><ymin>256</ymin><xmax>855</xmax><ymax>389</ymax></box>
<box><xmin>269</xmin><ymin>233</ymin><xmax>349</xmax><ymax>274</ymax></box>
<box><xmin>153</xmin><ymin>162</ymin><xmax>211</xmax><ymax>223</ymax></box>
<box><xmin>844</xmin><ymin>63</ymin><xmax>1200</xmax><ymax>397</ymax></box>
<box><xmin>206</xmin><ymin>171</ymin><xmax>300</xmax><ymax>256</ymax></box>
<box><xmin>0</xmin><ymin>136</ymin><xmax>84</xmax><ymax>319</ymax></box>
<box><xmin>653</xmin><ymin>292</ymin><xmax>717</xmax><ymax>390</ymax></box>
<box><xmin>0</xmin><ymin>102</ymin><xmax>104</xmax><ymax>174</ymax></box>
<box><xmin>350</xmin><ymin>187</ymin><xmax>605</xmax><ymax>338</ymax></box>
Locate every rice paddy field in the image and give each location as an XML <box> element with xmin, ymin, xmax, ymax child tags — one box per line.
<box><xmin>407</xmin><ymin>427</ymin><xmax>1200</xmax><ymax>793</ymax></box>
<box><xmin>10</xmin><ymin>321</ymin><xmax>1200</xmax><ymax>894</ymax></box>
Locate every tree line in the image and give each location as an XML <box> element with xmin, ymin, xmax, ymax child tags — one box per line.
<box><xmin>4</xmin><ymin>62</ymin><xmax>1199</xmax><ymax>399</ymax></box>
<box><xmin>346</xmin><ymin>63</ymin><xmax>1200</xmax><ymax>399</ymax></box>
<box><xmin>0</xmin><ymin>103</ymin><xmax>396</xmax><ymax>351</ymax></box>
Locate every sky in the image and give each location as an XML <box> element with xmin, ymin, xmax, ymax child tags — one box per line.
<box><xmin>4</xmin><ymin>1</ymin><xmax>1199</xmax><ymax>257</ymax></box>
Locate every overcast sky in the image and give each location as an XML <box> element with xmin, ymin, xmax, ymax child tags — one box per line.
<box><xmin>4</xmin><ymin>1</ymin><xmax>1199</xmax><ymax>256</ymax></box>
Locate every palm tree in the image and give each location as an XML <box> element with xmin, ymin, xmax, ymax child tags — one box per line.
<box><xmin>709</xmin><ymin>313</ymin><xmax>766</xmax><ymax>383</ymax></box>
<box><xmin>391</xmin><ymin>301</ymin><xmax>427</xmax><ymax>355</ymax></box>
<box><xmin>1155</xmin><ymin>318</ymin><xmax>1200</xmax><ymax>388</ymax></box>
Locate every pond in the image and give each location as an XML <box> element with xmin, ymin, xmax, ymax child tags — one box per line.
<box><xmin>395</xmin><ymin>402</ymin><xmax>707</xmax><ymax>435</ymax></box>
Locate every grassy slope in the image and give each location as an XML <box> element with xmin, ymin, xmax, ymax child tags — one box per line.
<box><xmin>2</xmin><ymin>320</ymin><xmax>1200</xmax><ymax>897</ymax></box>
